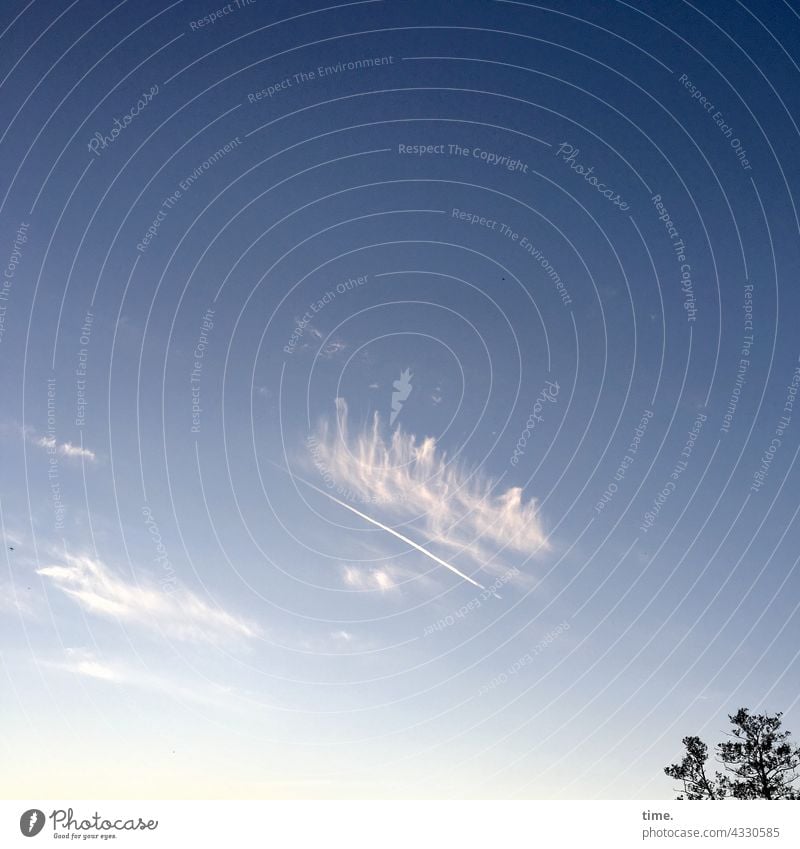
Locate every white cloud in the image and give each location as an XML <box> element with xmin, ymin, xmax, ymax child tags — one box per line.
<box><xmin>339</xmin><ymin>562</ymin><xmax>435</xmax><ymax>593</ymax></box>
<box><xmin>50</xmin><ymin>648</ymin><xmax>253</xmax><ymax>711</ymax></box>
<box><xmin>290</xmin><ymin>319</ymin><xmax>346</xmax><ymax>359</ymax></box>
<box><xmin>320</xmin><ymin>338</ymin><xmax>347</xmax><ymax>359</ymax></box>
<box><xmin>330</xmin><ymin>629</ymin><xmax>353</xmax><ymax>642</ymax></box>
<box><xmin>308</xmin><ymin>400</ymin><xmax>549</xmax><ymax>573</ymax></box>
<box><xmin>62</xmin><ymin>649</ymin><xmax>122</xmax><ymax>682</ymax></box>
<box><xmin>38</xmin><ymin>553</ymin><xmax>259</xmax><ymax>646</ymax></box>
<box><xmin>36</xmin><ymin>436</ymin><xmax>96</xmax><ymax>461</ymax></box>
<box><xmin>74</xmin><ymin>660</ymin><xmax>120</xmax><ymax>680</ymax></box>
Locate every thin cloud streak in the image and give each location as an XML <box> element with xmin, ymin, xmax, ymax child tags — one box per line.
<box><xmin>339</xmin><ymin>561</ymin><xmax>430</xmax><ymax>592</ymax></box>
<box><xmin>38</xmin><ymin>553</ymin><xmax>259</xmax><ymax>646</ymax></box>
<box><xmin>35</xmin><ymin>435</ymin><xmax>96</xmax><ymax>461</ymax></box>
<box><xmin>62</xmin><ymin>649</ymin><xmax>122</xmax><ymax>682</ymax></box>
<box><xmin>48</xmin><ymin>648</ymin><xmax>254</xmax><ymax>712</ymax></box>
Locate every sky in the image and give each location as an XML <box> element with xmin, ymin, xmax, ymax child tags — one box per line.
<box><xmin>1</xmin><ymin>0</ymin><xmax>800</xmax><ymax>800</ymax></box>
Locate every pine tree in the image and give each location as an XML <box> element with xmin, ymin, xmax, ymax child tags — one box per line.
<box><xmin>665</xmin><ymin>709</ymin><xmax>800</xmax><ymax>799</ymax></box>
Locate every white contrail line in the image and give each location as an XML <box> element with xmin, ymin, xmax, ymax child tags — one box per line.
<box><xmin>271</xmin><ymin>460</ymin><xmax>485</xmax><ymax>590</ymax></box>
<box><xmin>324</xmin><ymin>489</ymin><xmax>486</xmax><ymax>590</ymax></box>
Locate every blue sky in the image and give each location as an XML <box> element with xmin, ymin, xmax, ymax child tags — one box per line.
<box><xmin>1</xmin><ymin>0</ymin><xmax>800</xmax><ymax>799</ymax></box>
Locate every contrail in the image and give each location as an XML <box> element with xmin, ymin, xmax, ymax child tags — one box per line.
<box><xmin>270</xmin><ymin>459</ymin><xmax>485</xmax><ymax>590</ymax></box>
<box><xmin>323</xmin><ymin>488</ymin><xmax>485</xmax><ymax>589</ymax></box>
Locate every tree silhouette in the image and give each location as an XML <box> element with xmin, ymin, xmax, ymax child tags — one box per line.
<box><xmin>665</xmin><ymin>709</ymin><xmax>800</xmax><ymax>799</ymax></box>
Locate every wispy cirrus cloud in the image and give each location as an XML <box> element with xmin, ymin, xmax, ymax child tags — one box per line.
<box><xmin>290</xmin><ymin>319</ymin><xmax>347</xmax><ymax>359</ymax></box>
<box><xmin>35</xmin><ymin>436</ymin><xmax>96</xmax><ymax>461</ymax></box>
<box><xmin>49</xmin><ymin>648</ymin><xmax>253</xmax><ymax>711</ymax></box>
<box><xmin>38</xmin><ymin>553</ymin><xmax>259</xmax><ymax>646</ymax></box>
<box><xmin>319</xmin><ymin>338</ymin><xmax>347</xmax><ymax>359</ymax></box>
<box><xmin>339</xmin><ymin>561</ymin><xmax>436</xmax><ymax>593</ymax></box>
<box><xmin>60</xmin><ymin>648</ymin><xmax>122</xmax><ymax>682</ymax></box>
<box><xmin>341</xmin><ymin>564</ymin><xmax>395</xmax><ymax>591</ymax></box>
<box><xmin>308</xmin><ymin>399</ymin><xmax>549</xmax><ymax>574</ymax></box>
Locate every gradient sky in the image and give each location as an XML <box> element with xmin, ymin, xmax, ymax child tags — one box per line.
<box><xmin>1</xmin><ymin>0</ymin><xmax>800</xmax><ymax>800</ymax></box>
